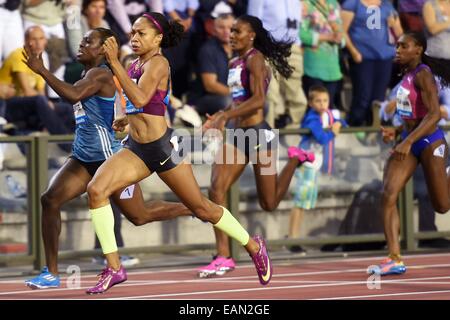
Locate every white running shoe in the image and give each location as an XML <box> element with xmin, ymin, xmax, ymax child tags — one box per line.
<box><xmin>175</xmin><ymin>104</ymin><xmax>202</xmax><ymax>128</ymax></box>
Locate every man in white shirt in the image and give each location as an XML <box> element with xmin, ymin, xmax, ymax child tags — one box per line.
<box><xmin>0</xmin><ymin>0</ymin><xmax>24</xmax><ymax>64</ymax></box>
<box><xmin>248</xmin><ymin>0</ymin><xmax>307</xmax><ymax>127</ymax></box>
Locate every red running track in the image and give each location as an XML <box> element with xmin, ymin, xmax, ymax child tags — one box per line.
<box><xmin>1</xmin><ymin>252</ymin><xmax>450</xmax><ymax>300</ymax></box>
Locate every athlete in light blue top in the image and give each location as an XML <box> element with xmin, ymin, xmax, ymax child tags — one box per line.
<box><xmin>22</xmin><ymin>27</ymin><xmax>190</xmax><ymax>290</ymax></box>
<box><xmin>72</xmin><ymin>80</ymin><xmax>121</xmax><ymax>162</ymax></box>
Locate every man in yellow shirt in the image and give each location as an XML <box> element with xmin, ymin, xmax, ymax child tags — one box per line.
<box><xmin>0</xmin><ymin>26</ymin><xmax>47</xmax><ymax>96</ymax></box>
<box><xmin>0</xmin><ymin>26</ymin><xmax>74</xmax><ymax>145</ymax></box>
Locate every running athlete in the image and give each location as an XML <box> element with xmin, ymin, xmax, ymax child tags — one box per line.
<box><xmin>371</xmin><ymin>32</ymin><xmax>450</xmax><ymax>276</ymax></box>
<box><xmin>85</xmin><ymin>12</ymin><xmax>273</xmax><ymax>294</ymax></box>
<box><xmin>23</xmin><ymin>28</ymin><xmax>191</xmax><ymax>289</ymax></box>
<box><xmin>197</xmin><ymin>15</ymin><xmax>314</xmax><ymax>278</ymax></box>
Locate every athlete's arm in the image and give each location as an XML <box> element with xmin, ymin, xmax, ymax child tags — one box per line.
<box><xmin>23</xmin><ymin>48</ymin><xmax>109</xmax><ymax>103</ymax></box>
<box><xmin>222</xmin><ymin>53</ymin><xmax>266</xmax><ymax>120</ymax></box>
<box><xmin>103</xmin><ymin>37</ymin><xmax>167</xmax><ymax>108</ymax></box>
<box><xmin>40</xmin><ymin>68</ymin><xmax>110</xmax><ymax>104</ymax></box>
<box><xmin>403</xmin><ymin>69</ymin><xmax>441</xmax><ymax>145</ymax></box>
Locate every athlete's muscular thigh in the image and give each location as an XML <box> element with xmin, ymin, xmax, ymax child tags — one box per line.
<box><xmin>90</xmin><ymin>148</ymin><xmax>151</xmax><ymax>197</ymax></box>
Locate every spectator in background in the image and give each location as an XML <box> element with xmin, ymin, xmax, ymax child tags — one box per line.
<box><xmin>189</xmin><ymin>13</ymin><xmax>234</xmax><ymax>116</ymax></box>
<box><xmin>0</xmin><ymin>26</ymin><xmax>74</xmax><ymax>142</ymax></box>
<box><xmin>198</xmin><ymin>1</ymin><xmax>248</xmax><ymax>36</ymax></box>
<box><xmin>341</xmin><ymin>0</ymin><xmax>403</xmax><ymax>126</ymax></box>
<box><xmin>288</xmin><ymin>86</ymin><xmax>346</xmax><ymax>253</ymax></box>
<box><xmin>398</xmin><ymin>0</ymin><xmax>426</xmax><ymax>32</ymax></box>
<box><xmin>0</xmin><ymin>83</ymin><xmax>15</xmax><ymax>124</ymax></box>
<box><xmin>66</xmin><ymin>0</ymin><xmax>110</xmax><ymax>59</ymax></box>
<box><xmin>163</xmin><ymin>0</ymin><xmax>200</xmax><ymax>99</ymax></box>
<box><xmin>21</xmin><ymin>0</ymin><xmax>70</xmax><ymax>99</ymax></box>
<box><xmin>248</xmin><ymin>0</ymin><xmax>308</xmax><ymax>128</ymax></box>
<box><xmin>0</xmin><ymin>0</ymin><xmax>24</xmax><ymax>64</ymax></box>
<box><xmin>105</xmin><ymin>0</ymin><xmax>150</xmax><ymax>47</ymax></box>
<box><xmin>423</xmin><ymin>0</ymin><xmax>450</xmax><ymax>61</ymax></box>
<box><xmin>301</xmin><ymin>0</ymin><xmax>345</xmax><ymax>110</ymax></box>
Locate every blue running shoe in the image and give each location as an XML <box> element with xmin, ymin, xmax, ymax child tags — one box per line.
<box><xmin>25</xmin><ymin>267</ymin><xmax>60</xmax><ymax>289</ymax></box>
<box><xmin>368</xmin><ymin>258</ymin><xmax>406</xmax><ymax>276</ymax></box>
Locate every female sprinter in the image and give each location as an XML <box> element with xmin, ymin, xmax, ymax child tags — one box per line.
<box><xmin>197</xmin><ymin>15</ymin><xmax>315</xmax><ymax>278</ymax></box>
<box><xmin>372</xmin><ymin>32</ymin><xmax>450</xmax><ymax>276</ymax></box>
<box><xmin>86</xmin><ymin>13</ymin><xmax>273</xmax><ymax>294</ymax></box>
<box><xmin>23</xmin><ymin>28</ymin><xmax>191</xmax><ymax>289</ymax></box>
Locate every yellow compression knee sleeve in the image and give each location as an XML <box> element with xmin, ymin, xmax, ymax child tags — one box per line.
<box><xmin>214</xmin><ymin>206</ymin><xmax>250</xmax><ymax>246</ymax></box>
<box><xmin>90</xmin><ymin>205</ymin><xmax>118</xmax><ymax>254</ymax></box>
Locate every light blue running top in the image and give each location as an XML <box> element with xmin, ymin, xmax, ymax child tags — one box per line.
<box><xmin>72</xmin><ymin>66</ymin><xmax>121</xmax><ymax>162</ymax></box>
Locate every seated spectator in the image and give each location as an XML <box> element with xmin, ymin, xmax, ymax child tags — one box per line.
<box><xmin>189</xmin><ymin>13</ymin><xmax>234</xmax><ymax>116</ymax></box>
<box><xmin>0</xmin><ymin>26</ymin><xmax>74</xmax><ymax>145</ymax></box>
<box><xmin>22</xmin><ymin>0</ymin><xmax>71</xmax><ymax>99</ymax></box>
<box><xmin>198</xmin><ymin>0</ymin><xmax>233</xmax><ymax>37</ymax></box>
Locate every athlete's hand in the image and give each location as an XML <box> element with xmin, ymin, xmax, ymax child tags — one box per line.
<box><xmin>204</xmin><ymin>111</ymin><xmax>227</xmax><ymax>131</ymax></box>
<box><xmin>393</xmin><ymin>140</ymin><xmax>411</xmax><ymax>161</ymax></box>
<box><xmin>22</xmin><ymin>45</ymin><xmax>45</xmax><ymax>74</ymax></box>
<box><xmin>112</xmin><ymin>115</ymin><xmax>129</xmax><ymax>132</ymax></box>
<box><xmin>381</xmin><ymin>126</ymin><xmax>396</xmax><ymax>144</ymax></box>
<box><xmin>102</xmin><ymin>36</ymin><xmax>120</xmax><ymax>65</ymax></box>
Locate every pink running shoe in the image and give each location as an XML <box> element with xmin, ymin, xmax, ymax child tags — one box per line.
<box><xmin>288</xmin><ymin>146</ymin><xmax>315</xmax><ymax>164</ymax></box>
<box><xmin>250</xmin><ymin>235</ymin><xmax>273</xmax><ymax>285</ymax></box>
<box><xmin>86</xmin><ymin>266</ymin><xmax>127</xmax><ymax>294</ymax></box>
<box><xmin>197</xmin><ymin>255</ymin><xmax>236</xmax><ymax>278</ymax></box>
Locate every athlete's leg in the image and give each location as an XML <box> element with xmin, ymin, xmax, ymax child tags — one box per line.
<box><xmin>111</xmin><ymin>183</ymin><xmax>192</xmax><ymax>226</ymax></box>
<box><xmin>160</xmin><ymin>161</ymin><xmax>273</xmax><ymax>285</ymax></box>
<box><xmin>87</xmin><ymin>148</ymin><xmax>151</xmax><ymax>271</ymax></box>
<box><xmin>110</xmin><ymin>200</ymin><xmax>124</xmax><ymax>247</ymax></box>
<box><xmin>382</xmin><ymin>152</ymin><xmax>418</xmax><ymax>259</ymax></box>
<box><xmin>209</xmin><ymin>143</ymin><xmax>248</xmax><ymax>258</ymax></box>
<box><xmin>252</xmin><ymin>149</ymin><xmax>299</xmax><ymax>211</ymax></box>
<box><xmin>420</xmin><ymin>139</ymin><xmax>450</xmax><ymax>213</ymax></box>
<box><xmin>158</xmin><ymin>162</ymin><xmax>260</xmax><ymax>254</ymax></box>
<box><xmin>40</xmin><ymin>158</ymin><xmax>92</xmax><ymax>274</ymax></box>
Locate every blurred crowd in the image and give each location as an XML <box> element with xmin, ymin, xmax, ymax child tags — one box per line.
<box><xmin>0</xmin><ymin>0</ymin><xmax>449</xmax><ymax>134</ymax></box>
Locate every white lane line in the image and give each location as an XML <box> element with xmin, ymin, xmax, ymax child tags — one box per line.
<box><xmin>314</xmin><ymin>289</ymin><xmax>450</xmax><ymax>300</ymax></box>
<box><xmin>109</xmin><ymin>276</ymin><xmax>450</xmax><ymax>300</ymax></box>
<box><xmin>1</xmin><ymin>261</ymin><xmax>450</xmax><ymax>296</ymax></box>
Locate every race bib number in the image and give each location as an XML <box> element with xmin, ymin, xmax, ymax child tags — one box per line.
<box><xmin>396</xmin><ymin>86</ymin><xmax>413</xmax><ymax>118</ymax></box>
<box><xmin>228</xmin><ymin>66</ymin><xmax>246</xmax><ymax>99</ymax></box>
<box><xmin>120</xmin><ymin>184</ymin><xmax>135</xmax><ymax>199</ymax></box>
<box><xmin>73</xmin><ymin>101</ymin><xmax>87</xmax><ymax>124</ymax></box>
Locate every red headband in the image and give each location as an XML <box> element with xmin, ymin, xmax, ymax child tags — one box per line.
<box><xmin>142</xmin><ymin>13</ymin><xmax>164</xmax><ymax>35</ymax></box>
